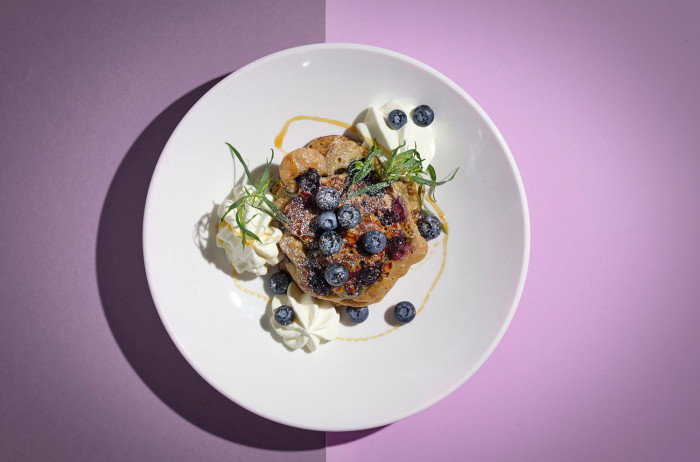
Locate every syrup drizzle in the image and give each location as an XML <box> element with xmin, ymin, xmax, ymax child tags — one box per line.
<box><xmin>232</xmin><ymin>269</ymin><xmax>270</xmax><ymax>303</ymax></box>
<box><xmin>274</xmin><ymin>115</ymin><xmax>358</xmax><ymax>151</ymax></box>
<box><xmin>232</xmin><ymin>115</ymin><xmax>449</xmax><ymax>342</ymax></box>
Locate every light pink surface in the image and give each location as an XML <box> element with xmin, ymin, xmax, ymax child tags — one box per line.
<box><xmin>326</xmin><ymin>1</ymin><xmax>700</xmax><ymax>460</ymax></box>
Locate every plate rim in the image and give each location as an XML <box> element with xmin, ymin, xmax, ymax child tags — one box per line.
<box><xmin>142</xmin><ymin>42</ymin><xmax>530</xmax><ymax>431</ymax></box>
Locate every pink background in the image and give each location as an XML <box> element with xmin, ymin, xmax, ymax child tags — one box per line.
<box><xmin>327</xmin><ymin>1</ymin><xmax>700</xmax><ymax>461</ymax></box>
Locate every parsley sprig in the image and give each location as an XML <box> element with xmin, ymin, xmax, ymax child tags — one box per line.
<box><xmin>344</xmin><ymin>142</ymin><xmax>458</xmax><ymax>201</ymax></box>
<box><xmin>219</xmin><ymin>143</ymin><xmax>289</xmax><ymax>247</ymax></box>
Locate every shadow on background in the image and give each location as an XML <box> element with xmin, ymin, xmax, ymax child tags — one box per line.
<box><xmin>326</xmin><ymin>426</ymin><xmax>388</xmax><ymax>447</ymax></box>
<box><xmin>96</xmin><ymin>75</ymin><xmax>384</xmax><ymax>450</ymax></box>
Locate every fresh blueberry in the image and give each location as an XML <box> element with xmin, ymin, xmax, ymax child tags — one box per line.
<box><xmin>324</xmin><ymin>263</ymin><xmax>349</xmax><ymax>286</ymax></box>
<box><xmin>274</xmin><ymin>305</ymin><xmax>295</xmax><ymax>325</ymax></box>
<box><xmin>336</xmin><ymin>204</ymin><xmax>361</xmax><ymax>229</ymax></box>
<box><xmin>318</xmin><ymin>230</ymin><xmax>343</xmax><ymax>255</ymax></box>
<box><xmin>315</xmin><ymin>187</ymin><xmax>340</xmax><ymax>211</ymax></box>
<box><xmin>308</xmin><ymin>269</ymin><xmax>332</xmax><ymax>295</ymax></box>
<box><xmin>393</xmin><ymin>301</ymin><xmax>416</xmax><ymax>323</ymax></box>
<box><xmin>296</xmin><ymin>168</ymin><xmax>320</xmax><ymax>193</ymax></box>
<box><xmin>318</xmin><ymin>211</ymin><xmax>338</xmax><ymax>231</ymax></box>
<box><xmin>269</xmin><ymin>272</ymin><xmax>292</xmax><ymax>294</ymax></box>
<box><xmin>358</xmin><ymin>264</ymin><xmax>381</xmax><ymax>286</ymax></box>
<box><xmin>347</xmin><ymin>160</ymin><xmax>363</xmax><ymax>178</ymax></box>
<box><xmin>361</xmin><ymin>230</ymin><xmax>387</xmax><ymax>254</ymax></box>
<box><xmin>346</xmin><ymin>306</ymin><xmax>369</xmax><ymax>323</ymax></box>
<box><xmin>412</xmin><ymin>105</ymin><xmax>435</xmax><ymax>127</ymax></box>
<box><xmin>417</xmin><ymin>215</ymin><xmax>442</xmax><ymax>241</ymax></box>
<box><xmin>387</xmin><ymin>109</ymin><xmax>408</xmax><ymax>129</ymax></box>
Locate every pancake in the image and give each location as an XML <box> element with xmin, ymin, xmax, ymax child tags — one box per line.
<box><xmin>273</xmin><ymin>136</ymin><xmax>428</xmax><ymax>307</ymax></box>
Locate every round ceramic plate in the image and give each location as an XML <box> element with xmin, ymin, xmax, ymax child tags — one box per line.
<box><xmin>143</xmin><ymin>43</ymin><xmax>529</xmax><ymax>431</ymax></box>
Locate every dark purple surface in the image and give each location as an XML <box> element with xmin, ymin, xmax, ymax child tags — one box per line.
<box><xmin>0</xmin><ymin>1</ymin><xmax>326</xmax><ymax>460</ymax></box>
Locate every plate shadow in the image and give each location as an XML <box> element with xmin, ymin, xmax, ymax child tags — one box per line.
<box><xmin>95</xmin><ymin>74</ymin><xmax>328</xmax><ymax>450</ymax></box>
<box><xmin>326</xmin><ymin>426</ymin><xmax>388</xmax><ymax>446</ymax></box>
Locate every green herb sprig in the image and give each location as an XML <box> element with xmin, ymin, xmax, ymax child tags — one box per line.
<box><xmin>349</xmin><ymin>143</ymin><xmax>382</xmax><ymax>184</ymax></box>
<box><xmin>344</xmin><ymin>142</ymin><xmax>458</xmax><ymax>201</ymax></box>
<box><xmin>219</xmin><ymin>143</ymin><xmax>289</xmax><ymax>247</ymax></box>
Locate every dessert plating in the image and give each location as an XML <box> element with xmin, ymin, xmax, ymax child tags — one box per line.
<box><xmin>216</xmin><ymin>102</ymin><xmax>453</xmax><ymax>352</ymax></box>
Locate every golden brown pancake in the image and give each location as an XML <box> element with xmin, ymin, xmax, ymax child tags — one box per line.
<box><xmin>274</xmin><ymin>136</ymin><xmax>428</xmax><ymax>307</ymax></box>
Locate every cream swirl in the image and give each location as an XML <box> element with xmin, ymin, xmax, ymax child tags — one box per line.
<box><xmin>270</xmin><ymin>283</ymin><xmax>339</xmax><ymax>352</ymax></box>
<box><xmin>356</xmin><ymin>101</ymin><xmax>436</xmax><ymax>168</ymax></box>
<box><xmin>216</xmin><ymin>184</ymin><xmax>282</xmax><ymax>276</ymax></box>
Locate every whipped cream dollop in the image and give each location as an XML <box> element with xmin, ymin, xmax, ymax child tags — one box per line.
<box><xmin>216</xmin><ymin>184</ymin><xmax>282</xmax><ymax>276</ymax></box>
<box><xmin>356</xmin><ymin>101</ymin><xmax>436</xmax><ymax>168</ymax></box>
<box><xmin>270</xmin><ymin>283</ymin><xmax>339</xmax><ymax>352</ymax></box>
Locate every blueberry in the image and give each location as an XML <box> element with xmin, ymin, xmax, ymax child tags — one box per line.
<box><xmin>308</xmin><ymin>269</ymin><xmax>332</xmax><ymax>295</ymax></box>
<box><xmin>361</xmin><ymin>230</ymin><xmax>387</xmax><ymax>254</ymax></box>
<box><xmin>358</xmin><ymin>264</ymin><xmax>381</xmax><ymax>286</ymax></box>
<box><xmin>318</xmin><ymin>230</ymin><xmax>342</xmax><ymax>255</ymax></box>
<box><xmin>394</xmin><ymin>301</ymin><xmax>416</xmax><ymax>323</ymax></box>
<box><xmin>387</xmin><ymin>109</ymin><xmax>408</xmax><ymax>129</ymax></box>
<box><xmin>324</xmin><ymin>263</ymin><xmax>349</xmax><ymax>287</ymax></box>
<box><xmin>318</xmin><ymin>211</ymin><xmax>337</xmax><ymax>231</ymax></box>
<box><xmin>269</xmin><ymin>272</ymin><xmax>291</xmax><ymax>294</ymax></box>
<box><xmin>315</xmin><ymin>187</ymin><xmax>340</xmax><ymax>211</ymax></box>
<box><xmin>274</xmin><ymin>305</ymin><xmax>295</xmax><ymax>325</ymax></box>
<box><xmin>296</xmin><ymin>168</ymin><xmax>320</xmax><ymax>193</ymax></box>
<box><xmin>347</xmin><ymin>160</ymin><xmax>363</xmax><ymax>178</ymax></box>
<box><xmin>346</xmin><ymin>306</ymin><xmax>369</xmax><ymax>323</ymax></box>
<box><xmin>336</xmin><ymin>204</ymin><xmax>361</xmax><ymax>229</ymax></box>
<box><xmin>412</xmin><ymin>105</ymin><xmax>435</xmax><ymax>127</ymax></box>
<box><xmin>417</xmin><ymin>215</ymin><xmax>442</xmax><ymax>240</ymax></box>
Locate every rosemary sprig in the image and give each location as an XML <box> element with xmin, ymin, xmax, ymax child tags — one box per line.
<box><xmin>219</xmin><ymin>144</ymin><xmax>289</xmax><ymax>247</ymax></box>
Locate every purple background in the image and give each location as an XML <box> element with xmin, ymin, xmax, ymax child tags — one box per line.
<box><xmin>0</xmin><ymin>1</ymin><xmax>325</xmax><ymax>461</ymax></box>
<box><xmin>2</xmin><ymin>0</ymin><xmax>699</xmax><ymax>461</ymax></box>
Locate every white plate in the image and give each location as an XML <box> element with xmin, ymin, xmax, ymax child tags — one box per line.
<box><xmin>143</xmin><ymin>43</ymin><xmax>529</xmax><ymax>431</ymax></box>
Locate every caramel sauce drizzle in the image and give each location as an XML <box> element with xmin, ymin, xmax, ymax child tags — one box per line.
<box><xmin>274</xmin><ymin>115</ymin><xmax>358</xmax><ymax>151</ymax></box>
<box><xmin>232</xmin><ymin>269</ymin><xmax>270</xmax><ymax>303</ymax></box>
